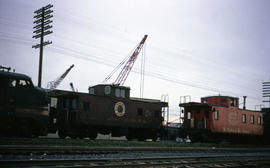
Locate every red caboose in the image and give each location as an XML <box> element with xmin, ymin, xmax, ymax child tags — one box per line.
<box><xmin>179</xmin><ymin>95</ymin><xmax>263</xmax><ymax>143</ymax></box>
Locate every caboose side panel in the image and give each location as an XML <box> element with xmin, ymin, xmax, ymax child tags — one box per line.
<box><xmin>76</xmin><ymin>95</ymin><xmax>164</xmax><ymax>129</ymax></box>
<box><xmin>180</xmin><ymin>95</ymin><xmax>263</xmax><ymax>143</ymax></box>
<box><xmin>211</xmin><ymin>106</ymin><xmax>263</xmax><ymax>135</ymax></box>
<box><xmin>54</xmin><ymin>84</ymin><xmax>167</xmax><ymax>140</ymax></box>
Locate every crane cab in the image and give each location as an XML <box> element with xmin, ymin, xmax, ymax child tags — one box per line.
<box><xmin>88</xmin><ymin>84</ymin><xmax>130</xmax><ymax>99</ymax></box>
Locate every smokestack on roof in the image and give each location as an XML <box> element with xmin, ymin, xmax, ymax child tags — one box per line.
<box><xmin>243</xmin><ymin>96</ymin><xmax>247</xmax><ymax>110</ymax></box>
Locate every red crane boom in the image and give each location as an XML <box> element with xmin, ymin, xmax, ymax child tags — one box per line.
<box><xmin>113</xmin><ymin>34</ymin><xmax>148</xmax><ymax>85</ymax></box>
<box><xmin>47</xmin><ymin>64</ymin><xmax>74</xmax><ymax>89</ymax></box>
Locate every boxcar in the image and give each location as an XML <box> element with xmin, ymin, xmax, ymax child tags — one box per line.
<box><xmin>0</xmin><ymin>70</ymin><xmax>50</xmax><ymax>137</ymax></box>
<box><xmin>51</xmin><ymin>84</ymin><xmax>168</xmax><ymax>140</ymax></box>
<box><xmin>179</xmin><ymin>95</ymin><xmax>263</xmax><ymax>143</ymax></box>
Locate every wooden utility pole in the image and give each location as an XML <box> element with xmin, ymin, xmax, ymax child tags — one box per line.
<box><xmin>32</xmin><ymin>4</ymin><xmax>53</xmax><ymax>87</ymax></box>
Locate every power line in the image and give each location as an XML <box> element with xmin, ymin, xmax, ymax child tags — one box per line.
<box><xmin>0</xmin><ymin>33</ymin><xmax>263</xmax><ymax>101</ymax></box>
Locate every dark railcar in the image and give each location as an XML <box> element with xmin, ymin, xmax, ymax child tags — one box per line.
<box><xmin>0</xmin><ymin>70</ymin><xmax>50</xmax><ymax>137</ymax></box>
<box><xmin>262</xmin><ymin>108</ymin><xmax>270</xmax><ymax>143</ymax></box>
<box><xmin>51</xmin><ymin>84</ymin><xmax>168</xmax><ymax>140</ymax></box>
<box><xmin>179</xmin><ymin>95</ymin><xmax>263</xmax><ymax>143</ymax></box>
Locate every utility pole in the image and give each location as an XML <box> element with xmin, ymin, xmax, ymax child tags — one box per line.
<box><xmin>32</xmin><ymin>4</ymin><xmax>53</xmax><ymax>87</ymax></box>
<box><xmin>263</xmin><ymin>82</ymin><xmax>270</xmax><ymax>108</ymax></box>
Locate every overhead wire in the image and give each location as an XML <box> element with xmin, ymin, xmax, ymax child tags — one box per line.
<box><xmin>0</xmin><ymin>30</ymin><xmax>262</xmax><ymax>101</ymax></box>
<box><xmin>1</xmin><ymin>16</ymin><xmax>264</xmax><ymax>102</ymax></box>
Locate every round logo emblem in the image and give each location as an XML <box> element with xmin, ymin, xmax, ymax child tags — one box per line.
<box><xmin>114</xmin><ymin>101</ymin><xmax>126</xmax><ymax>117</ymax></box>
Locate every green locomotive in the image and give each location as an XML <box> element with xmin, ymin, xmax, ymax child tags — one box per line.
<box><xmin>0</xmin><ymin>67</ymin><xmax>51</xmax><ymax>137</ymax></box>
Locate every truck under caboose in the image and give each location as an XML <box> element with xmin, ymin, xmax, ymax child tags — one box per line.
<box><xmin>179</xmin><ymin>95</ymin><xmax>263</xmax><ymax>143</ymax></box>
<box><xmin>50</xmin><ymin>84</ymin><xmax>168</xmax><ymax>141</ymax></box>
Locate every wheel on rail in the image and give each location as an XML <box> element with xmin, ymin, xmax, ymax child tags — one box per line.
<box><xmin>88</xmin><ymin>131</ymin><xmax>97</xmax><ymax>140</ymax></box>
<box><xmin>151</xmin><ymin>135</ymin><xmax>158</xmax><ymax>142</ymax></box>
<box><xmin>19</xmin><ymin>122</ymin><xmax>32</xmax><ymax>138</ymax></box>
<box><xmin>58</xmin><ymin>130</ymin><xmax>67</xmax><ymax>139</ymax></box>
<box><xmin>70</xmin><ymin>135</ymin><xmax>77</xmax><ymax>139</ymax></box>
<box><xmin>125</xmin><ymin>134</ymin><xmax>133</xmax><ymax>141</ymax></box>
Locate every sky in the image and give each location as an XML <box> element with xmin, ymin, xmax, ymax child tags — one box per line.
<box><xmin>0</xmin><ymin>0</ymin><xmax>270</xmax><ymax>122</ymax></box>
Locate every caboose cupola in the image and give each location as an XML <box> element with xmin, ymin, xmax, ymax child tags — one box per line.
<box><xmin>88</xmin><ymin>84</ymin><xmax>130</xmax><ymax>99</ymax></box>
<box><xmin>201</xmin><ymin>95</ymin><xmax>239</xmax><ymax>107</ymax></box>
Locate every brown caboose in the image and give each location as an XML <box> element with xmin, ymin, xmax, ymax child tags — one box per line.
<box><xmin>51</xmin><ymin>84</ymin><xmax>168</xmax><ymax>140</ymax></box>
<box><xmin>179</xmin><ymin>95</ymin><xmax>263</xmax><ymax>143</ymax></box>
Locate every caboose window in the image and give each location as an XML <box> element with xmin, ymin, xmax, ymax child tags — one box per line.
<box><xmin>242</xmin><ymin>114</ymin><xmax>246</xmax><ymax>123</ymax></box>
<box><xmin>214</xmin><ymin>111</ymin><xmax>219</xmax><ymax>120</ymax></box>
<box><xmin>154</xmin><ymin>110</ymin><xmax>160</xmax><ymax>118</ymax></box>
<box><xmin>115</xmin><ymin>88</ymin><xmax>120</xmax><ymax>97</ymax></box>
<box><xmin>71</xmin><ymin>98</ymin><xmax>77</xmax><ymax>109</ymax></box>
<box><xmin>89</xmin><ymin>88</ymin><xmax>95</xmax><ymax>95</ymax></box>
<box><xmin>62</xmin><ymin>99</ymin><xmax>67</xmax><ymax>108</ymax></box>
<box><xmin>230</xmin><ymin>99</ymin><xmax>234</xmax><ymax>106</ymax></box>
<box><xmin>121</xmin><ymin>89</ymin><xmax>125</xmax><ymax>98</ymax></box>
<box><xmin>258</xmin><ymin>116</ymin><xmax>262</xmax><ymax>125</ymax></box>
<box><xmin>137</xmin><ymin>108</ymin><xmax>143</xmax><ymax>116</ymax></box>
<box><xmin>83</xmin><ymin>102</ymin><xmax>91</xmax><ymax>112</ymax></box>
<box><xmin>187</xmin><ymin>112</ymin><xmax>191</xmax><ymax>119</ymax></box>
<box><xmin>205</xmin><ymin>111</ymin><xmax>209</xmax><ymax>119</ymax></box>
<box><xmin>250</xmin><ymin>115</ymin><xmax>254</xmax><ymax>124</ymax></box>
<box><xmin>105</xmin><ymin>86</ymin><xmax>111</xmax><ymax>95</ymax></box>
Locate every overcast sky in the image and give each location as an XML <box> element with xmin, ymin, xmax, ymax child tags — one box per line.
<box><xmin>1</xmin><ymin>0</ymin><xmax>269</xmax><ymax>122</ymax></box>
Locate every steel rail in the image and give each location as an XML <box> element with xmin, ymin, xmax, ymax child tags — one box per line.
<box><xmin>1</xmin><ymin>155</ymin><xmax>270</xmax><ymax>167</ymax></box>
<box><xmin>1</xmin><ymin>145</ymin><xmax>270</xmax><ymax>153</ymax></box>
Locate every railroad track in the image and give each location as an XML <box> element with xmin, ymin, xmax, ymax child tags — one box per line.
<box><xmin>1</xmin><ymin>145</ymin><xmax>270</xmax><ymax>167</ymax></box>
<box><xmin>1</xmin><ymin>155</ymin><xmax>270</xmax><ymax>167</ymax></box>
<box><xmin>1</xmin><ymin>145</ymin><xmax>270</xmax><ymax>154</ymax></box>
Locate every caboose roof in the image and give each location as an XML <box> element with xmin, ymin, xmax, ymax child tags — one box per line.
<box><xmin>201</xmin><ymin>95</ymin><xmax>239</xmax><ymax>100</ymax></box>
<box><xmin>89</xmin><ymin>84</ymin><xmax>130</xmax><ymax>90</ymax></box>
<box><xmin>179</xmin><ymin>102</ymin><xmax>211</xmax><ymax>107</ymax></box>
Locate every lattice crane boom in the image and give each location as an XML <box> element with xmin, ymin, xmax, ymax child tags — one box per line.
<box><xmin>47</xmin><ymin>64</ymin><xmax>74</xmax><ymax>89</ymax></box>
<box><xmin>113</xmin><ymin>34</ymin><xmax>148</xmax><ymax>85</ymax></box>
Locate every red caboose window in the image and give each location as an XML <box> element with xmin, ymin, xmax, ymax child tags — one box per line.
<box><xmin>242</xmin><ymin>114</ymin><xmax>246</xmax><ymax>123</ymax></box>
<box><xmin>250</xmin><ymin>115</ymin><xmax>254</xmax><ymax>124</ymax></box>
<box><xmin>214</xmin><ymin>110</ymin><xmax>219</xmax><ymax>120</ymax></box>
<box><xmin>258</xmin><ymin>116</ymin><xmax>262</xmax><ymax>125</ymax></box>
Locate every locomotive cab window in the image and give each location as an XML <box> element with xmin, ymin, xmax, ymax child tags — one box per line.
<box><xmin>9</xmin><ymin>79</ymin><xmax>16</xmax><ymax>87</ymax></box>
<box><xmin>18</xmin><ymin>79</ymin><xmax>31</xmax><ymax>88</ymax></box>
